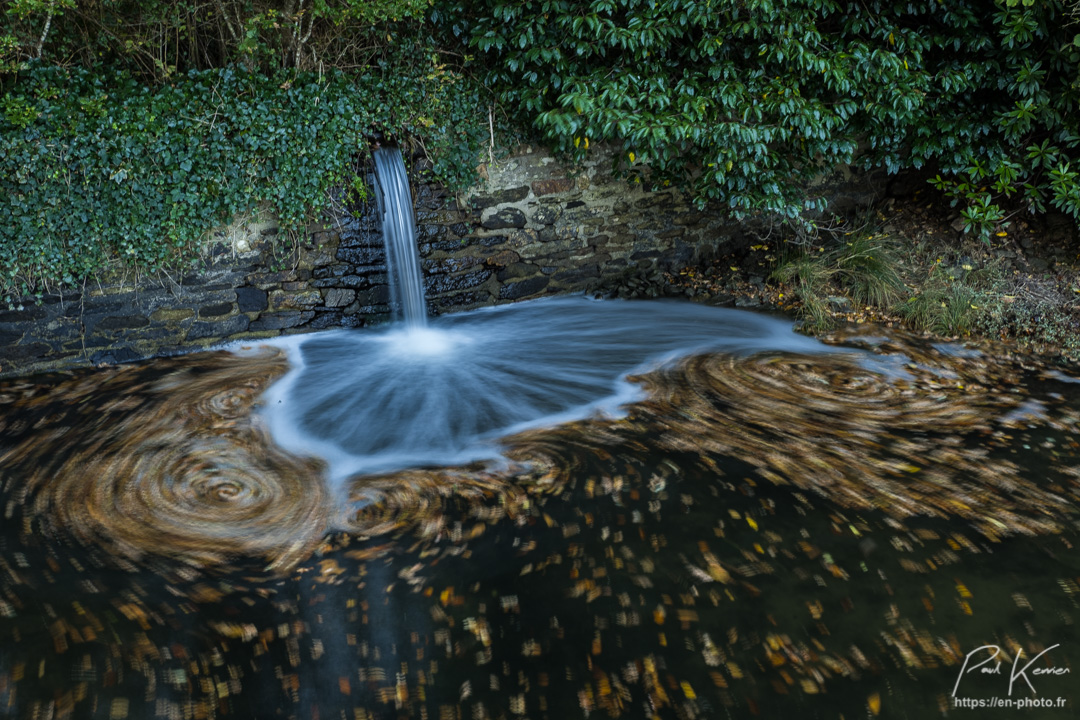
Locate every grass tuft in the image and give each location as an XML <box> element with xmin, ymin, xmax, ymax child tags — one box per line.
<box><xmin>830</xmin><ymin>233</ymin><xmax>905</xmax><ymax>308</ymax></box>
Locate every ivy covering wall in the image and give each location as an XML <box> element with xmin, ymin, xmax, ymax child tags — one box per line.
<box><xmin>0</xmin><ymin>20</ymin><xmax>487</xmax><ymax>302</ymax></box>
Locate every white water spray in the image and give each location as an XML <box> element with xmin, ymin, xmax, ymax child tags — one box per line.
<box><xmin>253</xmin><ymin>149</ymin><xmax>842</xmax><ymax>482</ymax></box>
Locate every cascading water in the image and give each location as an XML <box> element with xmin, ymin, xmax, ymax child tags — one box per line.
<box><xmin>372</xmin><ymin>147</ymin><xmax>428</xmax><ymax>327</ymax></box>
<box><xmin>256</xmin><ymin>150</ymin><xmax>847</xmax><ymax>482</ymax></box>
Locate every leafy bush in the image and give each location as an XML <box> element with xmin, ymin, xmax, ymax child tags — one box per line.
<box><xmin>0</xmin><ymin>49</ymin><xmax>486</xmax><ymax>300</ymax></box>
<box><xmin>441</xmin><ymin>0</ymin><xmax>1080</xmax><ymax>232</ymax></box>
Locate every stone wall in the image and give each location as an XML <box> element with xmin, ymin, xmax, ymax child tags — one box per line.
<box><xmin>0</xmin><ymin>146</ymin><xmax>884</xmax><ymax>378</ymax></box>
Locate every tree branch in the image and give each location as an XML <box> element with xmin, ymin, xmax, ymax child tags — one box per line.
<box><xmin>213</xmin><ymin>0</ymin><xmax>240</xmax><ymax>43</ymax></box>
<box><xmin>35</xmin><ymin>10</ymin><xmax>54</xmax><ymax>59</ymax></box>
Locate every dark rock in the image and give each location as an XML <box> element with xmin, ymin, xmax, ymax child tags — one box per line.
<box><xmin>0</xmin><ymin>305</ymin><xmax>51</xmax><ymax>323</ymax></box>
<box><xmin>419</xmin><ymin>224</ymin><xmax>446</xmax><ymax>240</ymax></box>
<box><xmin>425</xmin><ymin>255</ymin><xmax>482</xmax><ymax>274</ymax></box>
<box><xmin>353</xmin><ymin>305</ymin><xmax>391</xmax><ymax>316</ymax></box>
<box><xmin>355</xmin><ymin>286</ymin><xmax>392</xmax><ymax>306</ymax></box>
<box><xmin>498</xmin><ymin>276</ymin><xmax>549</xmax><ymax>300</ymax></box>
<box><xmin>484</xmin><ymin>250</ymin><xmax>521</xmax><ymax>267</ymax></box>
<box><xmin>429</xmin><ymin>235</ymin><xmax>506</xmax><ymax>253</ymax></box>
<box><xmin>497</xmin><ymin>263</ymin><xmax>541</xmax><ymax>281</ymax></box>
<box><xmin>307</xmin><ymin>311</ymin><xmax>346</xmax><ymax>330</ymax></box>
<box><xmin>323</xmin><ymin>288</ymin><xmax>356</xmax><ymax>307</ymax></box>
<box><xmin>827</xmin><ymin>296</ymin><xmax>853</xmax><ymax>313</ymax></box>
<box><xmin>426</xmin><ymin>269</ymin><xmax>492</xmax><ymax>295</ymax></box>
<box><xmin>63</xmin><ymin>301</ymin><xmax>127</xmax><ymax>318</ymax></box>
<box><xmin>246</xmin><ymin>270</ymin><xmax>301</xmax><ymax>286</ymax></box>
<box><xmin>313</xmin><ymin>264</ymin><xmax>353</xmax><ymax>279</ymax></box>
<box><xmin>0</xmin><ymin>329</ymin><xmax>24</xmax><ymax>346</ymax></box>
<box><xmin>470</xmin><ymin>186</ymin><xmax>530</xmax><ymax>209</ymax></box>
<box><xmin>0</xmin><ymin>342</ymin><xmax>51</xmax><ymax>361</ymax></box>
<box><xmin>90</xmin><ymin>347</ymin><xmax>141</xmax><ymax>365</ymax></box>
<box><xmin>634</xmin><ymin>194</ymin><xmax>669</xmax><ymax>209</ymax></box>
<box><xmin>531</xmin><ymin>178</ymin><xmax>574</xmax><ymax>196</ymax></box>
<box><xmin>199</xmin><ymin>302</ymin><xmax>234</xmax><ymax>318</ymax></box>
<box><xmin>235</xmin><ymin>287</ymin><xmax>269</xmax><ymax>312</ymax></box>
<box><xmin>186</xmin><ymin>315</ymin><xmax>250</xmax><ymax>340</ymax></box>
<box><xmin>40</xmin><ymin>291</ymin><xmax>81</xmax><ymax>305</ymax></box>
<box><xmin>311</xmin><ymin>275</ymin><xmax>374</xmax><ymax>289</ymax></box>
<box><xmin>554</xmin><ymin>265</ymin><xmax>599</xmax><ymax>283</ymax></box>
<box><xmin>338</xmin><ymin>315</ymin><xmax>367</xmax><ymax>329</ymax></box>
<box><xmin>248</xmin><ymin>311</ymin><xmax>315</xmax><ymax>331</ymax></box>
<box><xmin>532</xmin><ymin>206</ymin><xmax>561</xmax><ymax>225</ymax></box>
<box><xmin>338</xmin><ymin>229</ymin><xmax>382</xmax><ymax>249</ymax></box>
<box><xmin>269</xmin><ymin>290</ymin><xmax>322</xmax><ymax>310</ymax></box>
<box><xmin>139</xmin><ymin>326</ymin><xmax>186</xmax><ymax>343</ymax></box>
<box><xmin>430</xmin><ymin>291</ymin><xmax>490</xmax><ymax>309</ymax></box>
<box><xmin>482</xmin><ymin>208</ymin><xmax>527</xmax><ymax>230</ymax></box>
<box><xmin>565</xmin><ymin>201</ymin><xmax>586</xmax><ymax>209</ymax></box>
<box><xmin>97</xmin><ymin>315</ymin><xmax>151</xmax><ymax>331</ymax></box>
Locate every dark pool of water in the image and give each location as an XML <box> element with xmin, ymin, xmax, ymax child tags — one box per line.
<box><xmin>2</xmin><ymin>302</ymin><xmax>1080</xmax><ymax>720</ymax></box>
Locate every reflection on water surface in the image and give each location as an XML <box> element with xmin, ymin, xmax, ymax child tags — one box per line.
<box><xmin>1</xmin><ymin>299</ymin><xmax>1080</xmax><ymax>719</ymax></box>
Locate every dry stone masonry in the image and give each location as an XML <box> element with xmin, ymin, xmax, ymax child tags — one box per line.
<box><xmin>0</xmin><ymin>146</ymin><xmax>882</xmax><ymax>378</ymax></box>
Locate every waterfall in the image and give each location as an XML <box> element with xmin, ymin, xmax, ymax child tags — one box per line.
<box><xmin>372</xmin><ymin>147</ymin><xmax>427</xmax><ymax>327</ymax></box>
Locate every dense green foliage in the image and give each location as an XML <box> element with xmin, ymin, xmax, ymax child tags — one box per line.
<box><xmin>0</xmin><ymin>49</ymin><xmax>485</xmax><ymax>300</ymax></box>
<box><xmin>3</xmin><ymin>0</ymin><xmax>1080</xmax><ymax>300</ymax></box>
<box><xmin>443</xmin><ymin>0</ymin><xmax>1080</xmax><ymax>236</ymax></box>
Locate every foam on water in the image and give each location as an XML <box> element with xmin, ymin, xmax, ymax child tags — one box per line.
<box><xmin>247</xmin><ymin>296</ymin><xmax>844</xmax><ymax>483</ymax></box>
<box><xmin>382</xmin><ymin>326</ymin><xmax>466</xmax><ymax>359</ymax></box>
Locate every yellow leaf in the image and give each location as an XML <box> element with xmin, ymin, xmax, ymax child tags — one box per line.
<box><xmin>747</xmin><ymin>517</ymin><xmax>758</xmax><ymax>531</ymax></box>
<box><xmin>629</xmin><ymin>151</ymin><xmax>636</xmax><ymax>163</ymax></box>
<box><xmin>869</xmin><ymin>692</ymin><xmax>882</xmax><ymax>715</ymax></box>
<box><xmin>996</xmin><ymin>231</ymin><xmax>1008</xmax><ymax>236</ymax></box>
